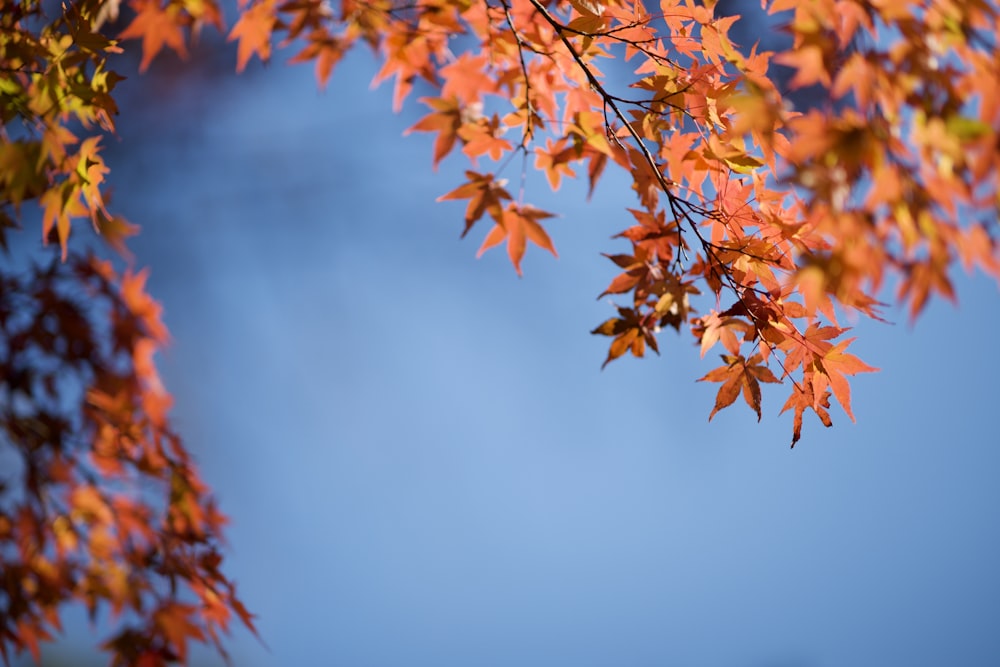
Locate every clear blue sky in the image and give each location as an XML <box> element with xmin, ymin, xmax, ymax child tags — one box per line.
<box><xmin>26</xmin><ymin>24</ymin><xmax>1000</xmax><ymax>667</ymax></box>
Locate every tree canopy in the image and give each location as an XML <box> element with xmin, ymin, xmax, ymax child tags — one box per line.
<box><xmin>1</xmin><ymin>0</ymin><xmax>998</xmax><ymax>663</ymax></box>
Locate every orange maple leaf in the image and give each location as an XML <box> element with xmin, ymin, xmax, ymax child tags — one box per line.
<box><xmin>288</xmin><ymin>37</ymin><xmax>346</xmax><ymax>90</ymax></box>
<box><xmin>40</xmin><ymin>183</ymin><xmax>87</xmax><ymax>260</ymax></box>
<box><xmin>121</xmin><ymin>268</ymin><xmax>169</xmax><ymax>342</ymax></box>
<box><xmin>812</xmin><ymin>337</ymin><xmax>878</xmax><ymax>422</ymax></box>
<box><xmin>534</xmin><ymin>139</ymin><xmax>577</xmax><ymax>190</ymax></box>
<box><xmin>773</xmin><ymin>42</ymin><xmax>832</xmax><ymax>89</ymax></box>
<box><xmin>437</xmin><ymin>171</ymin><xmax>512</xmax><ymax>237</ymax></box>
<box><xmin>694</xmin><ymin>311</ymin><xmax>753</xmax><ymax>358</ymax></box>
<box><xmin>440</xmin><ymin>53</ymin><xmax>496</xmax><ymax>105</ymax></box>
<box><xmin>458</xmin><ymin>116</ymin><xmax>513</xmax><ymax>163</ymax></box>
<box><xmin>119</xmin><ymin>2</ymin><xmax>188</xmax><ymax>72</ymax></box>
<box><xmin>476</xmin><ymin>203</ymin><xmax>557</xmax><ymax>276</ymax></box>
<box><xmin>699</xmin><ymin>353</ymin><xmax>780</xmax><ymax>421</ymax></box>
<box><xmin>591</xmin><ymin>306</ymin><xmax>657</xmax><ymax>368</ymax></box>
<box><xmin>780</xmin><ymin>381</ymin><xmax>834</xmax><ymax>448</ymax></box>
<box><xmin>228</xmin><ymin>1</ymin><xmax>276</xmax><ymax>72</ymax></box>
<box><xmin>405</xmin><ymin>96</ymin><xmax>463</xmax><ymax>168</ymax></box>
<box><xmin>154</xmin><ymin>603</ymin><xmax>205</xmax><ymax>663</ymax></box>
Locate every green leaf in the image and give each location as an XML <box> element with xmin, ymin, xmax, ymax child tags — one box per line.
<box><xmin>946</xmin><ymin>115</ymin><xmax>990</xmax><ymax>141</ymax></box>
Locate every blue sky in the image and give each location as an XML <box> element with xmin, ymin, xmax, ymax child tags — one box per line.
<box><xmin>22</xmin><ymin>20</ymin><xmax>1000</xmax><ymax>667</ymax></box>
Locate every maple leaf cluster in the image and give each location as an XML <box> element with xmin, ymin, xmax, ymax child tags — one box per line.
<box><xmin>2</xmin><ymin>2</ymin><xmax>254</xmax><ymax>664</ymax></box>
<box><xmin>0</xmin><ymin>257</ymin><xmax>254</xmax><ymax>666</ymax></box>
<box><xmin>2</xmin><ymin>0</ymin><xmax>1000</xmax><ymax>662</ymax></box>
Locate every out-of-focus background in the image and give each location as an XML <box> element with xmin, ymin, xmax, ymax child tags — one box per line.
<box><xmin>14</xmin><ymin>4</ymin><xmax>1000</xmax><ymax>666</ymax></box>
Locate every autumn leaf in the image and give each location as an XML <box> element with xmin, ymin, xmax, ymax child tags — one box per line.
<box><xmin>121</xmin><ymin>268</ymin><xmax>168</xmax><ymax>342</ymax></box>
<box><xmin>228</xmin><ymin>0</ymin><xmax>276</xmax><ymax>72</ymax></box>
<box><xmin>458</xmin><ymin>115</ymin><xmax>513</xmax><ymax>163</ymax></box>
<box><xmin>440</xmin><ymin>53</ymin><xmax>497</xmax><ymax>105</ymax></box>
<box><xmin>70</xmin><ymin>486</ymin><xmax>113</xmax><ymax>525</ymax></box>
<box><xmin>693</xmin><ymin>310</ymin><xmax>753</xmax><ymax>358</ymax></box>
<box><xmin>699</xmin><ymin>354</ymin><xmax>780</xmax><ymax>421</ymax></box>
<box><xmin>703</xmin><ymin>135</ymin><xmax>765</xmax><ymax>174</ymax></box>
<box><xmin>773</xmin><ymin>41</ymin><xmax>832</xmax><ymax>89</ymax></box>
<box><xmin>812</xmin><ymin>337</ymin><xmax>878</xmax><ymax>422</ymax></box>
<box><xmin>14</xmin><ymin>620</ymin><xmax>52</xmax><ymax>664</ymax></box>
<box><xmin>534</xmin><ymin>139</ymin><xmax>577</xmax><ymax>190</ymax></box>
<box><xmin>40</xmin><ymin>184</ymin><xmax>87</xmax><ymax>260</ymax></box>
<box><xmin>476</xmin><ymin>203</ymin><xmax>557</xmax><ymax>276</ymax></box>
<box><xmin>154</xmin><ymin>603</ymin><xmax>205</xmax><ymax>663</ymax></box>
<box><xmin>95</xmin><ymin>211</ymin><xmax>140</xmax><ymax>258</ymax></box>
<box><xmin>119</xmin><ymin>1</ymin><xmax>188</xmax><ymax>72</ymax></box>
<box><xmin>437</xmin><ymin>171</ymin><xmax>512</xmax><ymax>237</ymax></box>
<box><xmin>780</xmin><ymin>381</ymin><xmax>834</xmax><ymax>448</ymax></box>
<box><xmin>405</xmin><ymin>96</ymin><xmax>464</xmax><ymax>168</ymax></box>
<box><xmin>288</xmin><ymin>36</ymin><xmax>346</xmax><ymax>90</ymax></box>
<box><xmin>591</xmin><ymin>307</ymin><xmax>657</xmax><ymax>368</ymax></box>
